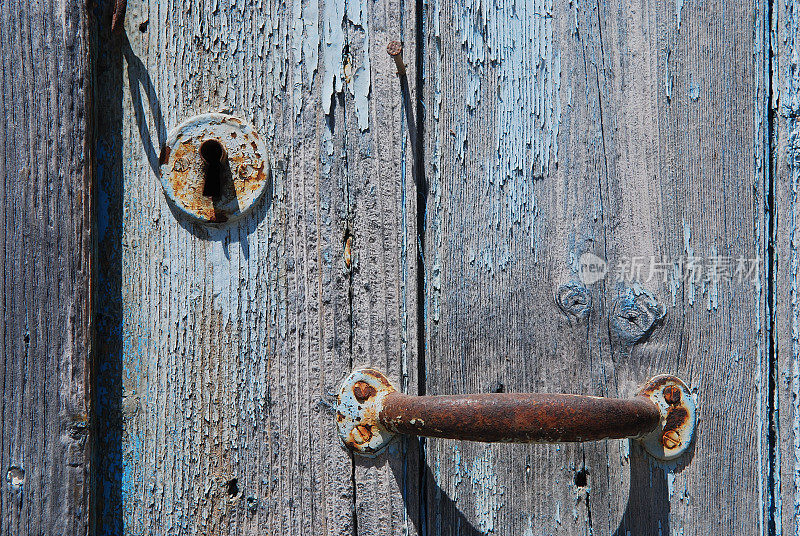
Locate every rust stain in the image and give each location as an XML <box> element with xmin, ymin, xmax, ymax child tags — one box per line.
<box><xmin>354</xmin><ymin>424</ymin><xmax>373</xmax><ymax>443</ymax></box>
<box><xmin>353</xmin><ymin>380</ymin><xmax>375</xmax><ymax>403</ymax></box>
<box><xmin>159</xmin><ymin>144</ymin><xmax>171</xmax><ymax>165</ymax></box>
<box><xmin>359</xmin><ymin>368</ymin><xmax>394</xmax><ymax>390</ymax></box>
<box><xmin>166</xmin><ymin>137</ymin><xmax>250</xmax><ymax>221</ymax></box>
<box><xmin>663</xmin><ymin>406</ymin><xmax>688</xmax><ymax>432</ymax></box>
<box><xmin>336</xmin><ymin>368</ymin><xmax>399</xmax><ymax>455</ymax></box>
<box><xmin>344</xmin><ymin>236</ymin><xmax>353</xmax><ymax>269</ymax></box>
<box><xmin>167</xmin><ymin>140</ymin><xmax>217</xmax><ymax>221</ymax></box>
<box><xmin>639</xmin><ymin>375</ymin><xmax>673</xmax><ymax>393</ymax></box>
<box><xmin>345</xmin><ymin>423</ymin><xmax>375</xmax><ymax>450</ymax></box>
<box><xmin>663</xmin><ymin>385</ymin><xmax>682</xmax><ymax>405</ymax></box>
<box><xmin>635</xmin><ymin>375</ymin><xmax>696</xmax><ymax>460</ymax></box>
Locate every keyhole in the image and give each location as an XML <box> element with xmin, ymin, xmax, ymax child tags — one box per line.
<box><xmin>200</xmin><ymin>139</ymin><xmax>226</xmax><ymax>199</ymax></box>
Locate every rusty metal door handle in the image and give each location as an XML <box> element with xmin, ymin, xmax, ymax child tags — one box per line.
<box><xmin>336</xmin><ymin>369</ymin><xmax>696</xmax><ymax>461</ymax></box>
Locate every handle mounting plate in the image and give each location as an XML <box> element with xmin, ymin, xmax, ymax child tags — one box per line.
<box><xmin>636</xmin><ymin>375</ymin><xmax>697</xmax><ymax>461</ymax></box>
<box><xmin>336</xmin><ymin>368</ymin><xmax>397</xmax><ymax>456</ymax></box>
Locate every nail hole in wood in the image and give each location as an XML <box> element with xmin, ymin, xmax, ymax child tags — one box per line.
<box><xmin>225</xmin><ymin>478</ymin><xmax>239</xmax><ymax>498</ymax></box>
<box><xmin>574</xmin><ymin>468</ymin><xmax>588</xmax><ymax>487</ymax></box>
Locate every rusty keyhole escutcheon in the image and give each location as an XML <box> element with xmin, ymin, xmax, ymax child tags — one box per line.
<box><xmin>160</xmin><ymin>113</ymin><xmax>270</xmax><ymax>224</ymax></box>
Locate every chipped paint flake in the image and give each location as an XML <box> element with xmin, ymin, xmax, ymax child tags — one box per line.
<box><xmin>321</xmin><ymin>0</ymin><xmax>345</xmax><ymax>115</ymax></box>
<box><xmin>452</xmin><ymin>444</ymin><xmax>463</xmax><ymax>501</ymax></box>
<box><xmin>303</xmin><ymin>0</ymin><xmax>320</xmax><ymax>87</ymax></box>
<box><xmin>470</xmin><ymin>448</ymin><xmax>504</xmax><ymax>534</ymax></box>
<box><xmin>447</xmin><ymin>0</ymin><xmax>560</xmax><ymax>267</ymax></box>
<box><xmin>453</xmin><ymin>0</ymin><xmax>561</xmax><ymax>181</ymax></box>
<box><xmin>346</xmin><ymin>0</ymin><xmax>363</xmax><ymax>26</ymax></box>
<box><xmin>353</xmin><ymin>26</ymin><xmax>371</xmax><ymax>131</ymax></box>
<box><xmin>689</xmin><ymin>73</ymin><xmax>700</xmax><ymax>101</ymax></box>
<box><xmin>319</xmin><ymin>0</ymin><xmax>371</xmax><ymax>130</ymax></box>
<box><xmin>683</xmin><ymin>221</ymin><xmax>695</xmax><ymax>306</ymax></box>
<box><xmin>291</xmin><ymin>0</ymin><xmax>304</xmax><ymax>116</ymax></box>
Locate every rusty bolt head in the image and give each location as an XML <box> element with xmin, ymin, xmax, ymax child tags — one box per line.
<box><xmin>173</xmin><ymin>157</ymin><xmax>189</xmax><ymax>173</ymax></box>
<box><xmin>387</xmin><ymin>40</ymin><xmax>402</xmax><ymax>56</ymax></box>
<box><xmin>386</xmin><ymin>41</ymin><xmax>406</xmax><ymax>76</ymax></box>
<box><xmin>352</xmin><ymin>424</ymin><xmax>373</xmax><ymax>444</ymax></box>
<box><xmin>661</xmin><ymin>429</ymin><xmax>681</xmax><ymax>450</ymax></box>
<box><xmin>353</xmin><ymin>380</ymin><xmax>376</xmax><ymax>403</ymax></box>
<box><xmin>663</xmin><ymin>385</ymin><xmax>681</xmax><ymax>405</ymax></box>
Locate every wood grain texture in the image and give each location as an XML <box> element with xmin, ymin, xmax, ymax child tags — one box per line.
<box><xmin>92</xmin><ymin>0</ymin><xmax>418</xmax><ymax>534</ymax></box>
<box><xmin>0</xmin><ymin>1</ymin><xmax>93</xmax><ymax>535</ymax></box>
<box><xmin>422</xmin><ymin>0</ymin><xmax>770</xmax><ymax>533</ymax></box>
<box><xmin>777</xmin><ymin>0</ymin><xmax>800</xmax><ymax>531</ymax></box>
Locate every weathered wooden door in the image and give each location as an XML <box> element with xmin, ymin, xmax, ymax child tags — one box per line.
<box><xmin>88</xmin><ymin>0</ymin><xmax>778</xmax><ymax>533</ymax></box>
<box><xmin>9</xmin><ymin>0</ymin><xmax>800</xmax><ymax>534</ymax></box>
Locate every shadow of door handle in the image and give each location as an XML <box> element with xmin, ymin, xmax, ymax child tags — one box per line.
<box><xmin>336</xmin><ymin>369</ymin><xmax>696</xmax><ymax>461</ymax></box>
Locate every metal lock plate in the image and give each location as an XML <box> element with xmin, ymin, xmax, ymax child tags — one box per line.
<box><xmin>336</xmin><ymin>369</ymin><xmax>398</xmax><ymax>456</ymax></box>
<box><xmin>637</xmin><ymin>375</ymin><xmax>697</xmax><ymax>461</ymax></box>
<box><xmin>160</xmin><ymin>113</ymin><xmax>270</xmax><ymax>224</ymax></box>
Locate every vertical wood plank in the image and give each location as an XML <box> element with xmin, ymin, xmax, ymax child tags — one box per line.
<box><xmin>777</xmin><ymin>0</ymin><xmax>800</xmax><ymax>531</ymax></box>
<box><xmin>422</xmin><ymin>0</ymin><xmax>610</xmax><ymax>531</ymax></box>
<box><xmin>422</xmin><ymin>0</ymin><xmax>770</xmax><ymax>534</ymax></box>
<box><xmin>93</xmin><ymin>0</ymin><xmax>417</xmax><ymax>533</ymax></box>
<box><xmin>348</xmin><ymin>3</ymin><xmax>422</xmax><ymax>535</ymax></box>
<box><xmin>593</xmin><ymin>0</ymin><xmax>771</xmax><ymax>532</ymax></box>
<box><xmin>0</xmin><ymin>1</ymin><xmax>93</xmax><ymax>535</ymax></box>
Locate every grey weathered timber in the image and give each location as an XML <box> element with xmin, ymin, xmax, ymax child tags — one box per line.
<box><xmin>92</xmin><ymin>0</ymin><xmax>418</xmax><ymax>534</ymax></box>
<box><xmin>0</xmin><ymin>1</ymin><xmax>93</xmax><ymax>535</ymax></box>
<box><xmin>777</xmin><ymin>0</ymin><xmax>800</xmax><ymax>531</ymax></box>
<box><xmin>422</xmin><ymin>0</ymin><xmax>770</xmax><ymax>534</ymax></box>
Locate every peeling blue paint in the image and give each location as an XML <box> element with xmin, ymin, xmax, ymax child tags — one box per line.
<box><xmin>352</xmin><ymin>27</ymin><xmax>371</xmax><ymax>131</ymax></box>
<box><xmin>470</xmin><ymin>448</ymin><xmax>504</xmax><ymax>534</ymax></box>
<box><xmin>321</xmin><ymin>0</ymin><xmax>345</xmax><ymax>115</ymax></box>
<box><xmin>683</xmin><ymin>221</ymin><xmax>695</xmax><ymax>306</ymax></box>
<box><xmin>689</xmin><ymin>73</ymin><xmax>700</xmax><ymax>101</ymax></box>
